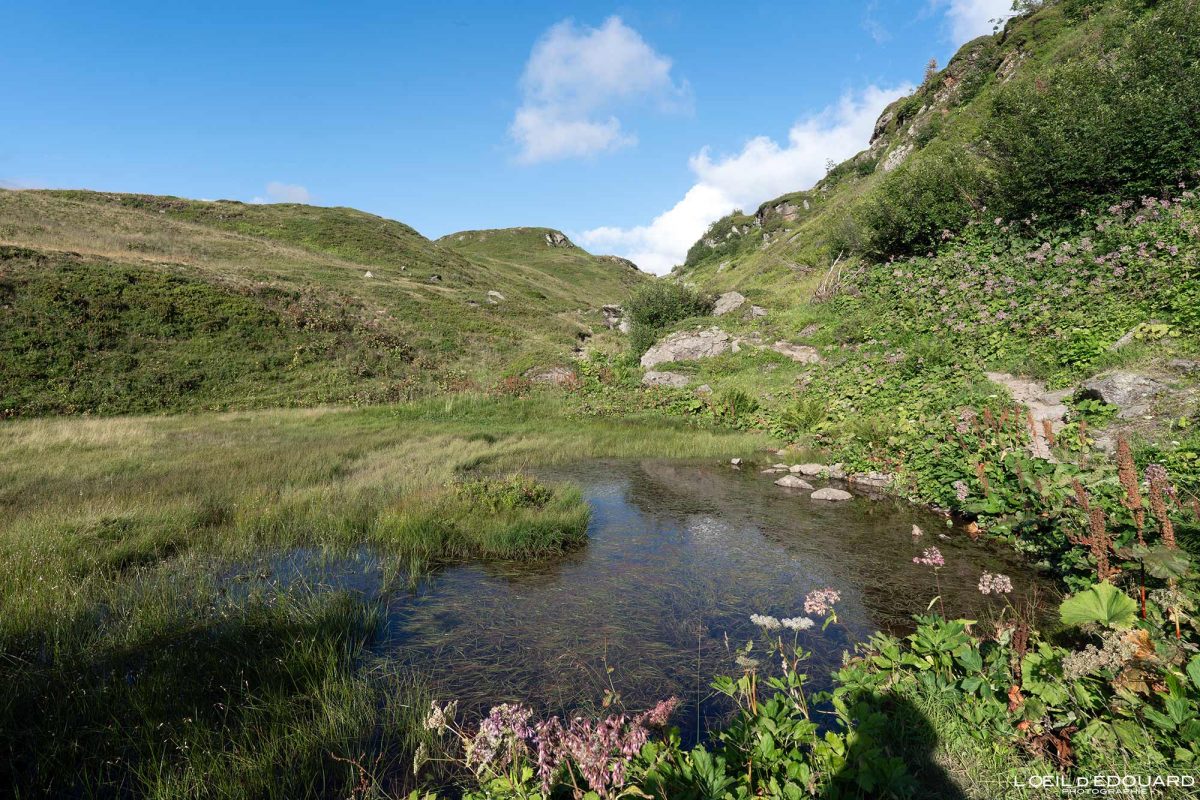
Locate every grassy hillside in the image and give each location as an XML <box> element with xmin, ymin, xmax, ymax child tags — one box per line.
<box><xmin>0</xmin><ymin>191</ymin><xmax>646</xmax><ymax>415</ymax></box>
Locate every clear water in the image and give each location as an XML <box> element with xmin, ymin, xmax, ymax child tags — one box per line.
<box><xmin>233</xmin><ymin>460</ymin><xmax>1052</xmax><ymax>740</ymax></box>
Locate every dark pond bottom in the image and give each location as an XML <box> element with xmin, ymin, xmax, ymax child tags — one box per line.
<box><xmin>238</xmin><ymin>460</ymin><xmax>1053</xmax><ymax>742</ymax></box>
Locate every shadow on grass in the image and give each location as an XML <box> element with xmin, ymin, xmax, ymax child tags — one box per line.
<box><xmin>830</xmin><ymin>692</ymin><xmax>967</xmax><ymax>800</ymax></box>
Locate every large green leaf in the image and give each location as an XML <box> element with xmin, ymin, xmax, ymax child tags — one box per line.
<box><xmin>1059</xmin><ymin>582</ymin><xmax>1138</xmax><ymax>628</ymax></box>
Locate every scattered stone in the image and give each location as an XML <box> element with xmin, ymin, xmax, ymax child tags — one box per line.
<box><xmin>849</xmin><ymin>472</ymin><xmax>896</xmax><ymax>490</ymax></box>
<box><xmin>640</xmin><ymin>327</ymin><xmax>734</xmax><ymax>368</ymax></box>
<box><xmin>713</xmin><ymin>291</ymin><xmax>747</xmax><ymax>316</ymax></box>
<box><xmin>1080</xmin><ymin>371</ymin><xmax>1167</xmax><ymax>419</ymax></box>
<box><xmin>772</xmin><ymin>463</ymin><xmax>790</xmax><ymax>470</ymax></box>
<box><xmin>771</xmin><ymin>341</ymin><xmax>823</xmax><ymax>363</ymax></box>
<box><xmin>761</xmin><ymin>468</ymin><xmax>787</xmax><ymax>474</ymax></box>
<box><xmin>796</xmin><ymin>463</ymin><xmax>825</xmax><ymax>476</ymax></box>
<box><xmin>363</xmin><ymin>270</ymin><xmax>374</xmax><ymax>279</ymax></box>
<box><xmin>826</xmin><ymin>463</ymin><xmax>847</xmax><ymax>480</ymax></box>
<box><xmin>695</xmin><ymin>384</ymin><xmax>713</xmax><ymax>396</ymax></box>
<box><xmin>524</xmin><ymin>366</ymin><xmax>575</xmax><ymax>385</ymax></box>
<box><xmin>641</xmin><ymin>370</ymin><xmax>690</xmax><ymax>388</ymax></box>
<box><xmin>749</xmin><ymin>305</ymin><xmax>767</xmax><ymax>318</ymax></box>
<box><xmin>775</xmin><ymin>475</ymin><xmax>814</xmax><ymax>490</ymax></box>
<box><xmin>487</xmin><ymin>290</ymin><xmax>506</xmax><ymax>302</ymax></box>
<box><xmin>428</xmin><ymin>274</ymin><xmax>442</xmax><ymax>283</ymax></box>
<box><xmin>911</xmin><ymin>525</ymin><xmax>923</xmax><ymax>537</ymax></box>
<box><xmin>601</xmin><ymin>305</ymin><xmax>624</xmax><ymax>330</ymax></box>
<box><xmin>730</xmin><ymin>458</ymin><xmax>742</xmax><ymax>466</ymax></box>
<box><xmin>811</xmin><ymin>488</ymin><xmax>853</xmax><ymax>502</ymax></box>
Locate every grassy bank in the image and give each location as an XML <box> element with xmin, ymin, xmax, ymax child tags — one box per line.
<box><xmin>0</xmin><ymin>395</ymin><xmax>768</xmax><ymax>797</ymax></box>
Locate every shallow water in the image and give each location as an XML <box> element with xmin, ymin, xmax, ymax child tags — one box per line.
<box><xmin>234</xmin><ymin>460</ymin><xmax>1052</xmax><ymax>740</ymax></box>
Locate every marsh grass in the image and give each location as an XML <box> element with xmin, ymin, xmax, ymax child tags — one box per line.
<box><xmin>0</xmin><ymin>395</ymin><xmax>765</xmax><ymax>796</ymax></box>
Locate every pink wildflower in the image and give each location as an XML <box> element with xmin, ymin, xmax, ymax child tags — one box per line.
<box><xmin>913</xmin><ymin>547</ymin><xmax>945</xmax><ymax>568</ymax></box>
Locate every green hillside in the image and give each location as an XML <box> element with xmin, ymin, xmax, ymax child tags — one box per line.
<box><xmin>0</xmin><ymin>190</ymin><xmax>645</xmax><ymax>415</ymax></box>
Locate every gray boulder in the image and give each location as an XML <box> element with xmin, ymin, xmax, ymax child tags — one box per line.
<box><xmin>524</xmin><ymin>366</ymin><xmax>574</xmax><ymax>385</ymax></box>
<box><xmin>1081</xmin><ymin>371</ymin><xmax>1167</xmax><ymax>419</ymax></box>
<box><xmin>641</xmin><ymin>327</ymin><xmax>734</xmax><ymax>368</ymax></box>
<box><xmin>849</xmin><ymin>472</ymin><xmax>896</xmax><ymax>490</ymax></box>
<box><xmin>811</xmin><ymin>488</ymin><xmax>853</xmax><ymax>501</ymax></box>
<box><xmin>775</xmin><ymin>475</ymin><xmax>814</xmax><ymax>490</ymax></box>
<box><xmin>713</xmin><ymin>291</ymin><xmax>747</xmax><ymax>316</ymax></box>
<box><xmin>642</xmin><ymin>370</ymin><xmax>690</xmax><ymax>388</ymax></box>
<box><xmin>771</xmin><ymin>341</ymin><xmax>823</xmax><ymax>364</ymax></box>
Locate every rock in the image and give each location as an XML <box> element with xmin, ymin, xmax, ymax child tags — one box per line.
<box><xmin>749</xmin><ymin>305</ymin><xmax>767</xmax><ymax>318</ymax></box>
<box><xmin>730</xmin><ymin>458</ymin><xmax>742</xmax><ymax>466</ymax></box>
<box><xmin>695</xmin><ymin>384</ymin><xmax>713</xmax><ymax>396</ymax></box>
<box><xmin>849</xmin><ymin>472</ymin><xmax>896</xmax><ymax>490</ymax></box>
<box><xmin>487</xmin><ymin>290</ymin><xmax>506</xmax><ymax>302</ymax></box>
<box><xmin>796</xmin><ymin>463</ymin><xmax>826</xmax><ymax>476</ymax></box>
<box><xmin>772</xmin><ymin>463</ymin><xmax>790</xmax><ymax>470</ymax></box>
<box><xmin>827</xmin><ymin>463</ymin><xmax>847</xmax><ymax>480</ymax></box>
<box><xmin>641</xmin><ymin>370</ymin><xmax>690</xmax><ymax>388</ymax></box>
<box><xmin>618</xmin><ymin>319</ymin><xmax>631</xmax><ymax>334</ymax></box>
<box><xmin>363</xmin><ymin>271</ymin><xmax>374</xmax><ymax>279</ymax></box>
<box><xmin>601</xmin><ymin>305</ymin><xmax>624</xmax><ymax>330</ymax></box>
<box><xmin>428</xmin><ymin>274</ymin><xmax>442</xmax><ymax>283</ymax></box>
<box><xmin>771</xmin><ymin>341</ymin><xmax>823</xmax><ymax>363</ymax></box>
<box><xmin>985</xmin><ymin>372</ymin><xmax>1072</xmax><ymax>460</ymax></box>
<box><xmin>713</xmin><ymin>292</ymin><xmax>747</xmax><ymax>316</ymax></box>
<box><xmin>544</xmin><ymin>231</ymin><xmax>571</xmax><ymax>247</ymax></box>
<box><xmin>524</xmin><ymin>366</ymin><xmax>574</xmax><ymax>386</ymax></box>
<box><xmin>881</xmin><ymin>142</ymin><xmax>913</xmax><ymax>173</ymax></box>
<box><xmin>1168</xmin><ymin>359</ymin><xmax>1200</xmax><ymax>374</ymax></box>
<box><xmin>811</xmin><ymin>488</ymin><xmax>853</xmax><ymax>501</ymax></box>
<box><xmin>640</xmin><ymin>327</ymin><xmax>734</xmax><ymax>368</ymax></box>
<box><xmin>775</xmin><ymin>475</ymin><xmax>814</xmax><ymax>490</ymax></box>
<box><xmin>1081</xmin><ymin>371</ymin><xmax>1167</xmax><ymax>419</ymax></box>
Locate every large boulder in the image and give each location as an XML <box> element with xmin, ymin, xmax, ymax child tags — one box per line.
<box><xmin>1081</xmin><ymin>371</ymin><xmax>1167</xmax><ymax>419</ymax></box>
<box><xmin>642</xmin><ymin>370</ymin><xmax>690</xmax><ymax>388</ymax></box>
<box><xmin>641</xmin><ymin>327</ymin><xmax>735</xmax><ymax>368</ymax></box>
<box><xmin>713</xmin><ymin>291</ymin><xmax>747</xmax><ymax>316</ymax></box>
<box><xmin>849</xmin><ymin>472</ymin><xmax>896</xmax><ymax>491</ymax></box>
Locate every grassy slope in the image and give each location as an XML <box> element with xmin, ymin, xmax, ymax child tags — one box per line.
<box><xmin>0</xmin><ymin>191</ymin><xmax>647</xmax><ymax>415</ymax></box>
<box><xmin>0</xmin><ymin>396</ymin><xmax>767</xmax><ymax>797</ymax></box>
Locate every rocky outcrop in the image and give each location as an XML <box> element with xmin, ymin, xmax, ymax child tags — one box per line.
<box><xmin>641</xmin><ymin>371</ymin><xmax>690</xmax><ymax>388</ymax></box>
<box><xmin>986</xmin><ymin>372</ymin><xmax>1072</xmax><ymax>460</ymax></box>
<box><xmin>601</xmin><ymin>304</ymin><xmax>624</xmax><ymax>330</ymax></box>
<box><xmin>1080</xmin><ymin>371</ymin><xmax>1167</xmax><ymax>419</ymax></box>
<box><xmin>640</xmin><ymin>327</ymin><xmax>735</xmax><ymax>368</ymax></box>
<box><xmin>544</xmin><ymin>231</ymin><xmax>571</xmax><ymax>247</ymax></box>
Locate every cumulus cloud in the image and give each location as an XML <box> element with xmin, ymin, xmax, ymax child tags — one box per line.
<box><xmin>251</xmin><ymin>181</ymin><xmax>312</xmax><ymax>204</ymax></box>
<box><xmin>577</xmin><ymin>84</ymin><xmax>910</xmax><ymax>274</ymax></box>
<box><xmin>510</xmin><ymin>16</ymin><xmax>688</xmax><ymax>164</ymax></box>
<box><xmin>940</xmin><ymin>0</ymin><xmax>1016</xmax><ymax>43</ymax></box>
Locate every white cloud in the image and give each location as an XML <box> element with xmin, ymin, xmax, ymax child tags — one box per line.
<box><xmin>510</xmin><ymin>16</ymin><xmax>688</xmax><ymax>164</ymax></box>
<box><xmin>251</xmin><ymin>181</ymin><xmax>312</xmax><ymax>204</ymax></box>
<box><xmin>577</xmin><ymin>84</ymin><xmax>910</xmax><ymax>275</ymax></box>
<box><xmin>941</xmin><ymin>0</ymin><xmax>1016</xmax><ymax>43</ymax></box>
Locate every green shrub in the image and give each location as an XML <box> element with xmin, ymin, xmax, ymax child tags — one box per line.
<box><xmin>988</xmin><ymin>0</ymin><xmax>1200</xmax><ymax>222</ymax></box>
<box><xmin>626</xmin><ymin>282</ymin><xmax>715</xmax><ymax>329</ymax></box>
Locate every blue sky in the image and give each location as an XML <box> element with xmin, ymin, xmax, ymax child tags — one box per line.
<box><xmin>2</xmin><ymin>0</ymin><xmax>1012</xmax><ymax>272</ymax></box>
